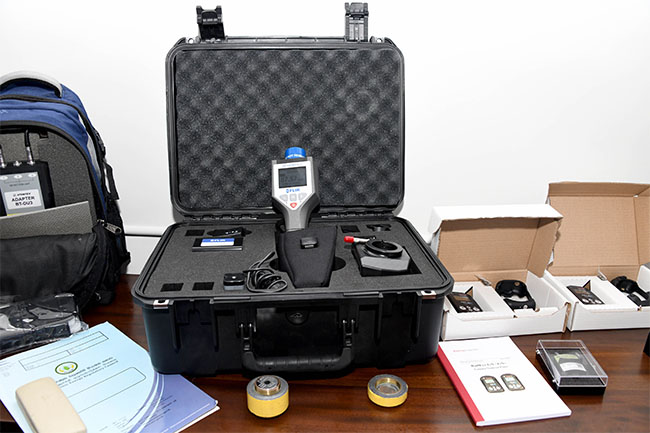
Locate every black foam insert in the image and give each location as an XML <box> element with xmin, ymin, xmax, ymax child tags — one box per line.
<box><xmin>170</xmin><ymin>42</ymin><xmax>404</xmax><ymax>213</ymax></box>
<box><xmin>138</xmin><ymin>219</ymin><xmax>447</xmax><ymax>299</ymax></box>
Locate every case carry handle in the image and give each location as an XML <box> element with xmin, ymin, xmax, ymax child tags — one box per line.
<box><xmin>0</xmin><ymin>71</ymin><xmax>63</xmax><ymax>97</ymax></box>
<box><xmin>240</xmin><ymin>319</ymin><xmax>355</xmax><ymax>372</ymax></box>
<box><xmin>242</xmin><ymin>348</ymin><xmax>353</xmax><ymax>372</ymax></box>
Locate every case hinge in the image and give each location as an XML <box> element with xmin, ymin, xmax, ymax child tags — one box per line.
<box><xmin>196</xmin><ymin>5</ymin><xmax>226</xmax><ymax>41</ymax></box>
<box><xmin>188</xmin><ymin>213</ymin><xmax>259</xmax><ymax>222</ymax></box>
<box><xmin>345</xmin><ymin>2</ymin><xmax>369</xmax><ymax>42</ymax></box>
<box><xmin>321</xmin><ymin>210</ymin><xmax>392</xmax><ymax>219</ymax></box>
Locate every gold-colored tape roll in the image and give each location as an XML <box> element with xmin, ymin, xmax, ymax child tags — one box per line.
<box><xmin>247</xmin><ymin>375</ymin><xmax>289</xmax><ymax>418</ymax></box>
<box><xmin>367</xmin><ymin>374</ymin><xmax>408</xmax><ymax>407</ymax></box>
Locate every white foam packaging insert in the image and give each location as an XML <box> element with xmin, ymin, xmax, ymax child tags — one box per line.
<box><xmin>545</xmin><ymin>182</ymin><xmax>650</xmax><ymax>331</ymax></box>
<box><xmin>429</xmin><ymin>204</ymin><xmax>570</xmax><ymax>340</ymax></box>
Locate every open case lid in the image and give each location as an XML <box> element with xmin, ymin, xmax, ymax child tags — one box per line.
<box><xmin>165</xmin><ymin>8</ymin><xmax>404</xmax><ymax>218</ymax></box>
<box><xmin>430</xmin><ymin>204</ymin><xmax>563</xmax><ymax>282</ymax></box>
<box><xmin>547</xmin><ymin>182</ymin><xmax>650</xmax><ymax>277</ymax></box>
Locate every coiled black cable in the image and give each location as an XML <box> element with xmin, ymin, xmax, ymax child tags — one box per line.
<box><xmin>244</xmin><ymin>251</ymin><xmax>288</xmax><ymax>293</ymax></box>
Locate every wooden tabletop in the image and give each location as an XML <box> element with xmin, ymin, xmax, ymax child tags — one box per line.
<box><xmin>2</xmin><ymin>275</ymin><xmax>649</xmax><ymax>432</ymax></box>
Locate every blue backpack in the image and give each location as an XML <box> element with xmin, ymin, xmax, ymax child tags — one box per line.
<box><xmin>0</xmin><ymin>72</ymin><xmax>129</xmax><ymax>308</ymax></box>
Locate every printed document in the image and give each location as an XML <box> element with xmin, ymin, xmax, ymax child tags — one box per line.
<box><xmin>438</xmin><ymin>337</ymin><xmax>570</xmax><ymax>426</ymax></box>
<box><xmin>0</xmin><ymin>322</ymin><xmax>219</xmax><ymax>433</ymax></box>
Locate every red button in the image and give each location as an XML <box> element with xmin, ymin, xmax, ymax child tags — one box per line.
<box><xmin>290</xmin><ymin>202</ymin><xmax>297</xmax><ymax>208</ymax></box>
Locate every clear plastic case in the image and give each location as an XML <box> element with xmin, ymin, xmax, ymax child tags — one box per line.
<box><xmin>536</xmin><ymin>340</ymin><xmax>608</xmax><ymax>394</ymax></box>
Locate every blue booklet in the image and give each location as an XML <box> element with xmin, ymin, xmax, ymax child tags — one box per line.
<box><xmin>0</xmin><ymin>322</ymin><xmax>219</xmax><ymax>433</ymax></box>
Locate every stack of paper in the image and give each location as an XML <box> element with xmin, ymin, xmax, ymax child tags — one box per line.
<box><xmin>0</xmin><ymin>322</ymin><xmax>219</xmax><ymax>433</ymax></box>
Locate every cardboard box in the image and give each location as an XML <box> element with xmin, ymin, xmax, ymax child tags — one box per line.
<box><xmin>545</xmin><ymin>182</ymin><xmax>650</xmax><ymax>330</ymax></box>
<box><xmin>429</xmin><ymin>204</ymin><xmax>569</xmax><ymax>340</ymax></box>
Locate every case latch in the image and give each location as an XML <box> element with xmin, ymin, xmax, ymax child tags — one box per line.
<box><xmin>345</xmin><ymin>2</ymin><xmax>369</xmax><ymax>42</ymax></box>
<box><xmin>196</xmin><ymin>5</ymin><xmax>226</xmax><ymax>41</ymax></box>
<box><xmin>342</xmin><ymin>318</ymin><xmax>356</xmax><ymax>348</ymax></box>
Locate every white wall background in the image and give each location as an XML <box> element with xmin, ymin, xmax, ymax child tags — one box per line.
<box><xmin>2</xmin><ymin>0</ymin><xmax>649</xmax><ymax>273</ymax></box>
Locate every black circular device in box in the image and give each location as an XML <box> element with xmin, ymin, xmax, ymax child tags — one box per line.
<box><xmin>611</xmin><ymin>275</ymin><xmax>639</xmax><ymax>293</ymax></box>
<box><xmin>365</xmin><ymin>240</ymin><xmax>403</xmax><ymax>258</ymax></box>
<box><xmin>611</xmin><ymin>275</ymin><xmax>650</xmax><ymax>307</ymax></box>
<box><xmin>495</xmin><ymin>280</ymin><xmax>536</xmax><ymax>310</ymax></box>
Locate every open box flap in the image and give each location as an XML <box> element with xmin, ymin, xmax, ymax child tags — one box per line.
<box><xmin>430</xmin><ymin>204</ymin><xmax>562</xmax><ymax>280</ymax></box>
<box><xmin>547</xmin><ymin>182</ymin><xmax>650</xmax><ymax>277</ymax></box>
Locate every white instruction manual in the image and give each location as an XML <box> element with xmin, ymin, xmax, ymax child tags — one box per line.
<box><xmin>438</xmin><ymin>336</ymin><xmax>571</xmax><ymax>426</ymax></box>
<box><xmin>0</xmin><ymin>322</ymin><xmax>219</xmax><ymax>433</ymax></box>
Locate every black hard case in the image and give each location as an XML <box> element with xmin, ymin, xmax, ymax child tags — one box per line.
<box><xmin>132</xmin><ymin>35</ymin><xmax>453</xmax><ymax>375</ymax></box>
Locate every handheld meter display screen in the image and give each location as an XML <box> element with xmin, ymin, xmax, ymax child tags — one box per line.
<box><xmin>271</xmin><ymin>148</ymin><xmax>320</xmax><ymax>232</ymax></box>
<box><xmin>278</xmin><ymin>167</ymin><xmax>307</xmax><ymax>188</ymax></box>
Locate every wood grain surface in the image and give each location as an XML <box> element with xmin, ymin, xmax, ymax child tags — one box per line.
<box><xmin>2</xmin><ymin>275</ymin><xmax>649</xmax><ymax>432</ymax></box>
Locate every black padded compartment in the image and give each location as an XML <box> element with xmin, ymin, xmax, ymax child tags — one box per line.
<box><xmin>167</xmin><ymin>39</ymin><xmax>404</xmax><ymax>215</ymax></box>
<box><xmin>136</xmin><ymin>217</ymin><xmax>449</xmax><ymax>300</ymax></box>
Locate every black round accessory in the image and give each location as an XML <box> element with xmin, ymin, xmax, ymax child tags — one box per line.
<box><xmin>611</xmin><ymin>275</ymin><xmax>650</xmax><ymax>307</ymax></box>
<box><xmin>495</xmin><ymin>280</ymin><xmax>536</xmax><ymax>310</ymax></box>
<box><xmin>365</xmin><ymin>240</ymin><xmax>403</xmax><ymax>258</ymax></box>
<box><xmin>352</xmin><ymin>239</ymin><xmax>412</xmax><ymax>276</ymax></box>
<box><xmin>611</xmin><ymin>276</ymin><xmax>639</xmax><ymax>293</ymax></box>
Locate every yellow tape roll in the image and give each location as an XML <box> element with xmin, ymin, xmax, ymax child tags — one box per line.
<box><xmin>367</xmin><ymin>374</ymin><xmax>408</xmax><ymax>408</ymax></box>
<box><xmin>247</xmin><ymin>375</ymin><xmax>289</xmax><ymax>418</ymax></box>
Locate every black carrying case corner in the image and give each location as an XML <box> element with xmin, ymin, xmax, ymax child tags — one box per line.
<box><xmin>132</xmin><ymin>4</ymin><xmax>453</xmax><ymax>375</ymax></box>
